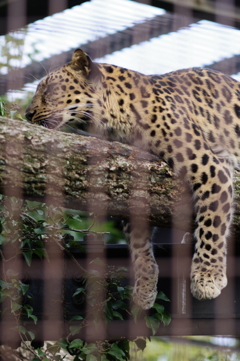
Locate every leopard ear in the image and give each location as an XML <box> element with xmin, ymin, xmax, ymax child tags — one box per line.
<box><xmin>69</xmin><ymin>49</ymin><xmax>92</xmax><ymax>76</ymax></box>
<box><xmin>69</xmin><ymin>48</ymin><xmax>102</xmax><ymax>81</ymax></box>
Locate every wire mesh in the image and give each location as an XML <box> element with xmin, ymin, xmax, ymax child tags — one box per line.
<box><xmin>1</xmin><ymin>1</ymin><xmax>240</xmax><ymax>360</ymax></box>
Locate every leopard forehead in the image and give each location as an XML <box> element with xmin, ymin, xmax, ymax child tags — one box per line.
<box><xmin>40</xmin><ymin>67</ymin><xmax>92</xmax><ymax>104</ymax></box>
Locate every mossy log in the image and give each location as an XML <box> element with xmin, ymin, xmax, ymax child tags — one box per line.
<box><xmin>0</xmin><ymin>116</ymin><xmax>240</xmax><ymax>233</ymax></box>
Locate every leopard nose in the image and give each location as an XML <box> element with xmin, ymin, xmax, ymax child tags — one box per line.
<box><xmin>25</xmin><ymin>110</ymin><xmax>35</xmax><ymax>121</ymax></box>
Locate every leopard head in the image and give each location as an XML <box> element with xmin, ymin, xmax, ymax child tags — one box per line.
<box><xmin>25</xmin><ymin>49</ymin><xmax>102</xmax><ymax>132</ymax></box>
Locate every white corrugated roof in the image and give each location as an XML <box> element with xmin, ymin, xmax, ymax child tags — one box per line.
<box><xmin>2</xmin><ymin>0</ymin><xmax>240</xmax><ymax>100</ymax></box>
<box><xmin>0</xmin><ymin>0</ymin><xmax>164</xmax><ymax>74</ymax></box>
<box><xmin>232</xmin><ymin>72</ymin><xmax>240</xmax><ymax>81</ymax></box>
<box><xmin>95</xmin><ymin>20</ymin><xmax>240</xmax><ymax>74</ymax></box>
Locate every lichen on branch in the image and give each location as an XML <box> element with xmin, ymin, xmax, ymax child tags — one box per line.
<box><xmin>1</xmin><ymin>116</ymin><xmax>240</xmax><ymax>232</ymax></box>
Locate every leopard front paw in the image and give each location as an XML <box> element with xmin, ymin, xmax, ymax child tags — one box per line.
<box><xmin>191</xmin><ymin>269</ymin><xmax>227</xmax><ymax>300</ymax></box>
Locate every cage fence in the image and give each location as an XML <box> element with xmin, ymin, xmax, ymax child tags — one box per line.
<box><xmin>1</xmin><ymin>0</ymin><xmax>240</xmax><ymax>360</ymax></box>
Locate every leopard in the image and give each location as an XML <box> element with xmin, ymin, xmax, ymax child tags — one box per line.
<box><xmin>26</xmin><ymin>48</ymin><xmax>240</xmax><ymax>310</ymax></box>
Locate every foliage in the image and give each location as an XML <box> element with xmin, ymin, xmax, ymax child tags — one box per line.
<box><xmin>0</xmin><ymin>32</ymin><xmax>26</xmax><ymax>73</ymax></box>
<box><xmin>0</xmin><ymin>29</ymin><xmax>40</xmax><ymax>73</ymax></box>
<box><xmin>136</xmin><ymin>338</ymin><xmax>240</xmax><ymax>361</ymax></box>
<box><xmin>0</xmin><ymin>196</ymin><xmax>171</xmax><ymax>360</ymax></box>
<box><xmin>0</xmin><ymin>95</ymin><xmax>33</xmax><ymax>120</ymax></box>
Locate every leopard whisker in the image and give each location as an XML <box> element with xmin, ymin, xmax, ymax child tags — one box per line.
<box><xmin>64</xmin><ymin>124</ymin><xmax>103</xmax><ymax>139</ymax></box>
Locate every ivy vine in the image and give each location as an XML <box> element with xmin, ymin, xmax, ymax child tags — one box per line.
<box><xmin>0</xmin><ymin>196</ymin><xmax>171</xmax><ymax>360</ymax></box>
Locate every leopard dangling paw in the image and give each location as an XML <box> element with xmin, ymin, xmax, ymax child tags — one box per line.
<box><xmin>132</xmin><ymin>257</ymin><xmax>159</xmax><ymax>309</ymax></box>
<box><xmin>191</xmin><ymin>268</ymin><xmax>227</xmax><ymax>300</ymax></box>
<box><xmin>133</xmin><ymin>284</ymin><xmax>158</xmax><ymax>310</ymax></box>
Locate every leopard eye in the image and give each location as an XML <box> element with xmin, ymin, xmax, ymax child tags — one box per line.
<box><xmin>45</xmin><ymin>83</ymin><xmax>57</xmax><ymax>95</ymax></box>
<box><xmin>36</xmin><ymin>81</ymin><xmax>45</xmax><ymax>92</ymax></box>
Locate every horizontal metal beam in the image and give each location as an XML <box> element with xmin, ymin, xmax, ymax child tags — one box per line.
<box><xmin>147</xmin><ymin>0</ymin><xmax>240</xmax><ymax>29</ymax></box>
<box><xmin>1</xmin><ymin>241</ymin><xmax>240</xmax><ymax>342</ymax></box>
<box><xmin>205</xmin><ymin>54</ymin><xmax>240</xmax><ymax>76</ymax></box>
<box><xmin>0</xmin><ymin>0</ymin><xmax>90</xmax><ymax>35</ymax></box>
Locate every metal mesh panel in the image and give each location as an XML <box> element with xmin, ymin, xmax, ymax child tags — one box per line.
<box><xmin>0</xmin><ymin>0</ymin><xmax>240</xmax><ymax>359</ymax></box>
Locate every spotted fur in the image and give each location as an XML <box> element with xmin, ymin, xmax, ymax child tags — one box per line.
<box><xmin>26</xmin><ymin>49</ymin><xmax>240</xmax><ymax>309</ymax></box>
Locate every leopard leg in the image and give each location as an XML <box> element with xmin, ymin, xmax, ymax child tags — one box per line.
<box><xmin>122</xmin><ymin>221</ymin><xmax>159</xmax><ymax>309</ymax></box>
<box><xmin>190</xmin><ymin>159</ymin><xmax>234</xmax><ymax>300</ymax></box>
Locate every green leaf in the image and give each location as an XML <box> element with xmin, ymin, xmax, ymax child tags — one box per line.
<box><xmin>11</xmin><ymin>301</ymin><xmax>22</xmax><ymax>312</ymax></box>
<box><xmin>86</xmin><ymin>355</ymin><xmax>98</xmax><ymax>361</ymax></box>
<box><xmin>19</xmin><ymin>282</ymin><xmax>29</xmax><ymax>295</ymax></box>
<box><xmin>34</xmin><ymin>227</ymin><xmax>45</xmax><ymax>234</ymax></box>
<box><xmin>117</xmin><ymin>286</ymin><xmax>124</xmax><ymax>292</ymax></box>
<box><xmin>112</xmin><ymin>300</ymin><xmax>127</xmax><ymax>311</ymax></box>
<box><xmin>81</xmin><ymin>344</ymin><xmax>98</xmax><ymax>355</ymax></box>
<box><xmin>72</xmin><ymin>287</ymin><xmax>85</xmax><ymax>297</ymax></box>
<box><xmin>37</xmin><ymin>348</ymin><xmax>44</xmax><ymax>356</ymax></box>
<box><xmin>153</xmin><ymin>303</ymin><xmax>165</xmax><ymax>314</ymax></box>
<box><xmin>0</xmin><ymin>234</ymin><xmax>7</xmax><ymax>246</ymax></box>
<box><xmin>105</xmin><ymin>302</ymin><xmax>114</xmax><ymax>320</ymax></box>
<box><xmin>0</xmin><ymin>280</ymin><xmax>12</xmax><ymax>289</ymax></box>
<box><xmin>6</xmin><ymin>269</ymin><xmax>18</xmax><ymax>278</ymax></box>
<box><xmin>156</xmin><ymin>291</ymin><xmax>170</xmax><ymax>302</ymax></box>
<box><xmin>48</xmin><ymin>345</ymin><xmax>60</xmax><ymax>355</ymax></box>
<box><xmin>144</xmin><ymin>315</ymin><xmax>160</xmax><ymax>336</ymax></box>
<box><xmin>131</xmin><ymin>305</ymin><xmax>142</xmax><ymax>323</ymax></box>
<box><xmin>0</xmin><ymin>289</ymin><xmax>13</xmax><ymax>301</ymax></box>
<box><xmin>134</xmin><ymin>338</ymin><xmax>146</xmax><ymax>351</ymax></box>
<box><xmin>0</xmin><ymin>102</ymin><xmax>5</xmax><ymax>116</ymax></box>
<box><xmin>90</xmin><ymin>257</ymin><xmax>106</xmax><ymax>267</ymax></box>
<box><xmin>101</xmin><ymin>355</ymin><xmax>109</xmax><ymax>361</ymax></box>
<box><xmin>33</xmin><ymin>248</ymin><xmax>46</xmax><ymax>259</ymax></box>
<box><xmin>117</xmin><ymin>286</ymin><xmax>124</xmax><ymax>293</ymax></box>
<box><xmin>57</xmin><ymin>338</ymin><xmax>69</xmax><ymax>350</ymax></box>
<box><xmin>69</xmin><ymin>325</ymin><xmax>82</xmax><ymax>336</ymax></box>
<box><xmin>45</xmin><ymin>342</ymin><xmax>53</xmax><ymax>351</ymax></box>
<box><xmin>114</xmin><ymin>267</ymin><xmax>128</xmax><ymax>273</ymax></box>
<box><xmin>87</xmin><ymin>270</ymin><xmax>102</xmax><ymax>279</ymax></box>
<box><xmin>108</xmin><ymin>343</ymin><xmax>125</xmax><ymax>361</ymax></box>
<box><xmin>27</xmin><ymin>331</ymin><xmax>35</xmax><ymax>340</ymax></box>
<box><xmin>161</xmin><ymin>310</ymin><xmax>171</xmax><ymax>326</ymax></box>
<box><xmin>69</xmin><ymin>339</ymin><xmax>84</xmax><ymax>349</ymax></box>
<box><xmin>13</xmin><ymin>326</ymin><xmax>27</xmax><ymax>335</ymax></box>
<box><xmin>70</xmin><ymin>315</ymin><xmax>83</xmax><ymax>321</ymax></box>
<box><xmin>23</xmin><ymin>251</ymin><xmax>33</xmax><ymax>266</ymax></box>
<box><xmin>23</xmin><ymin>304</ymin><xmax>38</xmax><ymax>322</ymax></box>
<box><xmin>29</xmin><ymin>314</ymin><xmax>38</xmax><ymax>324</ymax></box>
<box><xmin>24</xmin><ymin>304</ymin><xmax>33</xmax><ymax>316</ymax></box>
<box><xmin>117</xmin><ymin>286</ymin><xmax>125</xmax><ymax>299</ymax></box>
<box><xmin>121</xmin><ymin>285</ymin><xmax>132</xmax><ymax>300</ymax></box>
<box><xmin>112</xmin><ymin>311</ymin><xmax>124</xmax><ymax>321</ymax></box>
<box><xmin>118</xmin><ymin>340</ymin><xmax>129</xmax><ymax>352</ymax></box>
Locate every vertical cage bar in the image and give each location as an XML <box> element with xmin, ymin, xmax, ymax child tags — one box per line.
<box><xmin>42</xmin><ymin>133</ymin><xmax>65</xmax><ymax>342</ymax></box>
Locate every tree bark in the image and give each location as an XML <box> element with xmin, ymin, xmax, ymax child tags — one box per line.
<box><xmin>0</xmin><ymin>116</ymin><xmax>240</xmax><ymax>233</ymax></box>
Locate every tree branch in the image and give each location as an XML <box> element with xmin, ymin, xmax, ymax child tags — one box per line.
<box><xmin>0</xmin><ymin>116</ymin><xmax>240</xmax><ymax>232</ymax></box>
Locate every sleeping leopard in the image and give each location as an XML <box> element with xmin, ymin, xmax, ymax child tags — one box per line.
<box><xmin>26</xmin><ymin>48</ymin><xmax>240</xmax><ymax>310</ymax></box>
